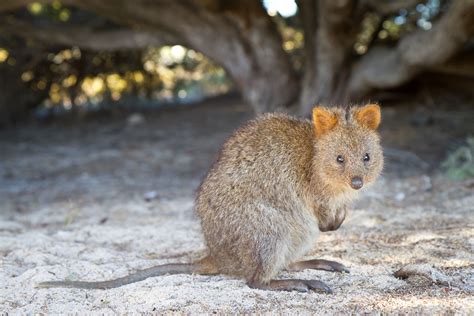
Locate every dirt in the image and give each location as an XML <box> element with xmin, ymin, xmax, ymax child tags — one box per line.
<box><xmin>0</xmin><ymin>97</ymin><xmax>473</xmax><ymax>314</ymax></box>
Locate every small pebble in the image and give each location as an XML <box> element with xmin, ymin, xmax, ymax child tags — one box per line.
<box><xmin>395</xmin><ymin>192</ymin><xmax>405</xmax><ymax>201</ymax></box>
<box><xmin>144</xmin><ymin>191</ymin><xmax>158</xmax><ymax>202</ymax></box>
<box><xmin>127</xmin><ymin>113</ymin><xmax>146</xmax><ymax>126</ymax></box>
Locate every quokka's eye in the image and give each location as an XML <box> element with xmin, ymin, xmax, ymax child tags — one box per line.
<box><xmin>336</xmin><ymin>155</ymin><xmax>344</xmax><ymax>163</ymax></box>
<box><xmin>363</xmin><ymin>153</ymin><xmax>370</xmax><ymax>162</ymax></box>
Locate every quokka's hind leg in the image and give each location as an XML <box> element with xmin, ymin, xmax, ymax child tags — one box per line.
<box><xmin>245</xmin><ymin>259</ymin><xmax>333</xmax><ymax>293</ymax></box>
<box><xmin>195</xmin><ymin>255</ymin><xmax>220</xmax><ymax>275</ymax></box>
<box><xmin>247</xmin><ymin>279</ymin><xmax>332</xmax><ymax>293</ymax></box>
<box><xmin>287</xmin><ymin>259</ymin><xmax>349</xmax><ymax>273</ymax></box>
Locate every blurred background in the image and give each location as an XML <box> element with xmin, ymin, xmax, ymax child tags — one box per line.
<box><xmin>0</xmin><ymin>0</ymin><xmax>473</xmax><ymax>122</ymax></box>
<box><xmin>1</xmin><ymin>0</ymin><xmax>472</xmax><ymax>195</ymax></box>
<box><xmin>0</xmin><ymin>0</ymin><xmax>473</xmax><ymax>313</ymax></box>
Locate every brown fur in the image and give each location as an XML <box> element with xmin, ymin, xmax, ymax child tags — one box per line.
<box><xmin>196</xmin><ymin>104</ymin><xmax>383</xmax><ymax>284</ymax></box>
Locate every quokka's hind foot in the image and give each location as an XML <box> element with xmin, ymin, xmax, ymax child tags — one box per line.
<box><xmin>287</xmin><ymin>259</ymin><xmax>350</xmax><ymax>273</ymax></box>
<box><xmin>248</xmin><ymin>279</ymin><xmax>333</xmax><ymax>293</ymax></box>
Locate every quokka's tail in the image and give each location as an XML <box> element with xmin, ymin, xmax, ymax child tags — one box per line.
<box><xmin>37</xmin><ymin>262</ymin><xmax>198</xmax><ymax>289</ymax></box>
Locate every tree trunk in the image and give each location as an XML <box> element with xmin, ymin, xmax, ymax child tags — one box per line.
<box><xmin>224</xmin><ymin>8</ymin><xmax>299</xmax><ymax>113</ymax></box>
<box><xmin>179</xmin><ymin>1</ymin><xmax>299</xmax><ymax>112</ymax></box>
<box><xmin>298</xmin><ymin>0</ymin><xmax>360</xmax><ymax>114</ymax></box>
<box><xmin>0</xmin><ymin>52</ymin><xmax>47</xmax><ymax>127</ymax></box>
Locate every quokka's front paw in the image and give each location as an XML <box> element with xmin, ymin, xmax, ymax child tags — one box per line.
<box><xmin>318</xmin><ymin>208</ymin><xmax>347</xmax><ymax>232</ymax></box>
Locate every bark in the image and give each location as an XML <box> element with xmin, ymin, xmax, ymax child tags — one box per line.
<box><xmin>297</xmin><ymin>0</ymin><xmax>318</xmax><ymax>113</ymax></box>
<box><xmin>0</xmin><ymin>52</ymin><xmax>48</xmax><ymax>127</ymax></box>
<box><xmin>360</xmin><ymin>0</ymin><xmax>420</xmax><ymax>15</ymax></box>
<box><xmin>298</xmin><ymin>0</ymin><xmax>360</xmax><ymax>114</ymax></box>
<box><xmin>0</xmin><ymin>18</ymin><xmax>176</xmax><ymax>51</ymax></box>
<box><xmin>431</xmin><ymin>49</ymin><xmax>474</xmax><ymax>78</ymax></box>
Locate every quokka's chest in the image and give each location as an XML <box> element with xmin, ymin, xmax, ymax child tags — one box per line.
<box><xmin>326</xmin><ymin>189</ymin><xmax>359</xmax><ymax>211</ymax></box>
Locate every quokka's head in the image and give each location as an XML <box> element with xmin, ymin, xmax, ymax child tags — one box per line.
<box><xmin>312</xmin><ymin>104</ymin><xmax>383</xmax><ymax>192</ymax></box>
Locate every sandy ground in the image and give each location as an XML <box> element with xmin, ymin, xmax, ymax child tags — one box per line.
<box><xmin>0</xmin><ymin>98</ymin><xmax>473</xmax><ymax>314</ymax></box>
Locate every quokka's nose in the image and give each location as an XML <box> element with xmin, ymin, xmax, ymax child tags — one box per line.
<box><xmin>350</xmin><ymin>177</ymin><xmax>363</xmax><ymax>190</ymax></box>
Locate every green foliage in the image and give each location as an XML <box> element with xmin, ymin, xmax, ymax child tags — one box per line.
<box><xmin>27</xmin><ymin>1</ymin><xmax>71</xmax><ymax>22</ymax></box>
<box><xmin>441</xmin><ymin>137</ymin><xmax>474</xmax><ymax>180</ymax></box>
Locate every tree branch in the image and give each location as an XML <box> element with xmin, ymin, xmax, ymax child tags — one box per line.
<box><xmin>431</xmin><ymin>49</ymin><xmax>474</xmax><ymax>78</ymax></box>
<box><xmin>0</xmin><ymin>18</ymin><xmax>177</xmax><ymax>51</ymax></box>
<box><xmin>347</xmin><ymin>0</ymin><xmax>474</xmax><ymax>99</ymax></box>
<box><xmin>360</xmin><ymin>0</ymin><xmax>419</xmax><ymax>15</ymax></box>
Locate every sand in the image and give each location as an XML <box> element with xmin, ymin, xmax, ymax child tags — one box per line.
<box><xmin>1</xmin><ymin>99</ymin><xmax>473</xmax><ymax>313</ymax></box>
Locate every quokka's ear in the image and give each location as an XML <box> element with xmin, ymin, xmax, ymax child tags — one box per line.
<box><xmin>312</xmin><ymin>107</ymin><xmax>338</xmax><ymax>137</ymax></box>
<box><xmin>354</xmin><ymin>104</ymin><xmax>381</xmax><ymax>130</ymax></box>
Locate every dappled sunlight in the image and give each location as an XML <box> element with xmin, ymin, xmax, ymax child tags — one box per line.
<box><xmin>23</xmin><ymin>45</ymin><xmax>232</xmax><ymax>111</ymax></box>
<box><xmin>28</xmin><ymin>1</ymin><xmax>70</xmax><ymax>21</ymax></box>
<box><xmin>0</xmin><ymin>48</ymin><xmax>9</xmax><ymax>63</ymax></box>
